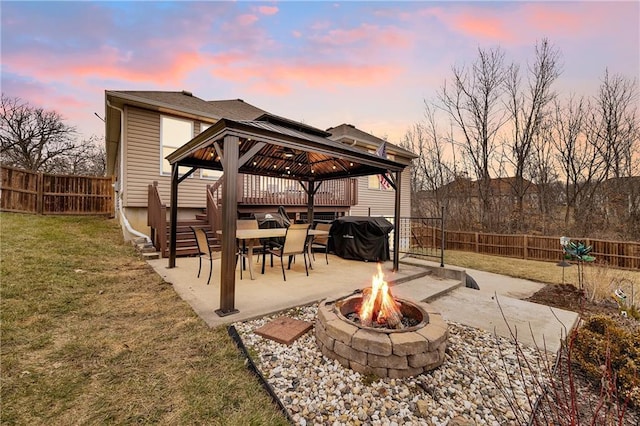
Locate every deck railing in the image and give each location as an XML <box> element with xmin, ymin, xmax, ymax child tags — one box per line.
<box><xmin>206</xmin><ymin>177</ymin><xmax>225</xmax><ymax>233</ymax></box>
<box><xmin>237</xmin><ymin>175</ymin><xmax>357</xmax><ymax>206</ymax></box>
<box><xmin>147</xmin><ymin>181</ymin><xmax>167</xmax><ymax>257</ymax></box>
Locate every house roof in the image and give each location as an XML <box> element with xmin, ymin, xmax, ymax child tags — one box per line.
<box><xmin>106</xmin><ymin>90</ymin><xmax>267</xmax><ymax>122</ymax></box>
<box><xmin>326</xmin><ymin>123</ymin><xmax>417</xmax><ymax>159</ymax></box>
<box><xmin>105</xmin><ymin>90</ymin><xmax>270</xmax><ymax>175</ymax></box>
<box><xmin>166</xmin><ymin>115</ymin><xmax>410</xmax><ymax>182</ymax></box>
<box><xmin>206</xmin><ymin>99</ymin><xmax>267</xmax><ymax>120</ymax></box>
<box><xmin>104</xmin><ymin>90</ymin><xmax>415</xmax><ymax>176</ymax></box>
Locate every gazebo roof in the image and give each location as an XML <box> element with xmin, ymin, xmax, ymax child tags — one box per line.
<box><xmin>166</xmin><ymin>114</ymin><xmax>410</xmax><ymax>181</ymax></box>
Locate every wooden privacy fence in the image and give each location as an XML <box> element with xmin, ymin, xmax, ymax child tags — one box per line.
<box><xmin>0</xmin><ymin>166</ymin><xmax>114</xmax><ymax>216</ymax></box>
<box><xmin>414</xmin><ymin>225</ymin><xmax>640</xmax><ymax>270</ymax></box>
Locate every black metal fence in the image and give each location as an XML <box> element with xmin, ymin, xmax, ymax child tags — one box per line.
<box><xmin>385</xmin><ymin>209</ymin><xmax>445</xmax><ymax>266</ymax></box>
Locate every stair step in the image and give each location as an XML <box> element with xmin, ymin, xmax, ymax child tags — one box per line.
<box><xmin>142</xmin><ymin>252</ymin><xmax>160</xmax><ymax>260</ymax></box>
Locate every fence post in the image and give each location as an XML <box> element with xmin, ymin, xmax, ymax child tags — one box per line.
<box><xmin>36</xmin><ymin>172</ymin><xmax>44</xmax><ymax>215</ymax></box>
<box><xmin>475</xmin><ymin>232</ymin><xmax>479</xmax><ymax>253</ymax></box>
<box><xmin>440</xmin><ymin>206</ymin><xmax>445</xmax><ymax>267</ymax></box>
<box><xmin>523</xmin><ymin>235</ymin><xmax>528</xmax><ymax>260</ymax></box>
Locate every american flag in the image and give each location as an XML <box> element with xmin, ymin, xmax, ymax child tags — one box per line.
<box><xmin>375</xmin><ymin>141</ymin><xmax>390</xmax><ymax>190</ymax></box>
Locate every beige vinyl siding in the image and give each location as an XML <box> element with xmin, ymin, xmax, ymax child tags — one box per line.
<box><xmin>350</xmin><ymin>168</ymin><xmax>411</xmax><ymax>218</ymax></box>
<box><xmin>123</xmin><ymin>106</ymin><xmax>218</xmax><ymax>208</ymax></box>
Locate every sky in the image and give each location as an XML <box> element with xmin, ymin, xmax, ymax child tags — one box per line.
<box><xmin>1</xmin><ymin>1</ymin><xmax>638</xmax><ymax>145</ymax></box>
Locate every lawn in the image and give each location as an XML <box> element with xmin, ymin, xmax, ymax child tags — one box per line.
<box><xmin>0</xmin><ymin>213</ymin><xmax>288</xmax><ymax>425</ymax></box>
<box><xmin>2</xmin><ymin>213</ymin><xmax>638</xmax><ymax>424</ymax></box>
<box><xmin>443</xmin><ymin>248</ymin><xmax>640</xmax><ymax>297</ymax></box>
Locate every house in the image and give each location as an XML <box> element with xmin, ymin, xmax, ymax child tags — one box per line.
<box><xmin>326</xmin><ymin>124</ymin><xmax>415</xmax><ymax>218</ymax></box>
<box><xmin>104</xmin><ymin>90</ymin><xmax>416</xmax><ymax>251</ymax></box>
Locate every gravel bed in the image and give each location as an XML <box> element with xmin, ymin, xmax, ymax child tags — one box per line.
<box><xmin>234</xmin><ymin>304</ymin><xmax>551</xmax><ymax>425</ymax></box>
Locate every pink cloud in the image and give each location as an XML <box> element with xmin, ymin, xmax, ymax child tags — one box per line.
<box><xmin>210</xmin><ymin>59</ymin><xmax>399</xmax><ymax>96</ymax></box>
<box><xmin>236</xmin><ymin>14</ymin><xmax>258</xmax><ymax>26</ymax></box>
<box><xmin>258</xmin><ymin>6</ymin><xmax>278</xmax><ymax>16</ymax></box>
<box><xmin>455</xmin><ymin>14</ymin><xmax>511</xmax><ymax>41</ymax></box>
<box><xmin>4</xmin><ymin>44</ymin><xmax>207</xmax><ymax>87</ymax></box>
<box><xmin>310</xmin><ymin>23</ymin><xmax>411</xmax><ymax>50</ymax></box>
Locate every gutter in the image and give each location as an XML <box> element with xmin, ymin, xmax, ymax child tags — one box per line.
<box><xmin>106</xmin><ymin>100</ymin><xmax>151</xmax><ymax>244</ymax></box>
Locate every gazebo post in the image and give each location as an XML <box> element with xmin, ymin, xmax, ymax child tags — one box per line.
<box><xmin>216</xmin><ymin>135</ymin><xmax>239</xmax><ymax>316</ymax></box>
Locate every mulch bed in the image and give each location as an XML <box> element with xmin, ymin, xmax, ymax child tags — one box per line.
<box><xmin>524</xmin><ymin>284</ymin><xmax>639</xmax><ymax>424</ymax></box>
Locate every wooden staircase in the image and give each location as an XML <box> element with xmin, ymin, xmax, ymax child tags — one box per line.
<box><xmin>149</xmin><ymin>181</ymin><xmax>223</xmax><ymax>259</ymax></box>
<box><xmin>162</xmin><ymin>215</ymin><xmax>221</xmax><ymax>258</ymax></box>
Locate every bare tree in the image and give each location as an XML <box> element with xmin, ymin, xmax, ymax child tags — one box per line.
<box><xmin>585</xmin><ymin>70</ymin><xmax>639</xmax><ymax>236</ymax></box>
<box><xmin>402</xmin><ymin>102</ymin><xmax>456</xmax><ymax>217</ymax></box>
<box><xmin>438</xmin><ymin>47</ymin><xmax>509</xmax><ymax>230</ymax></box>
<box><xmin>503</xmin><ymin>38</ymin><xmax>562</xmax><ymax>231</ymax></box>
<box><xmin>46</xmin><ymin>135</ymin><xmax>106</xmax><ymax>176</ymax></box>
<box><xmin>530</xmin><ymin>117</ymin><xmax>560</xmax><ymax>234</ymax></box>
<box><xmin>552</xmin><ymin>95</ymin><xmax>588</xmax><ymax>228</ymax></box>
<box><xmin>589</xmin><ymin>69</ymin><xmax>638</xmax><ymax>179</ymax></box>
<box><xmin>0</xmin><ymin>94</ymin><xmax>105</xmax><ymax>176</ymax></box>
<box><xmin>1</xmin><ymin>94</ymin><xmax>79</xmax><ymax>172</ymax></box>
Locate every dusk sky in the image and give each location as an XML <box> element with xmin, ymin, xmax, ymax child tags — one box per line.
<box><xmin>2</xmin><ymin>1</ymin><xmax>638</xmax><ymax>145</ymax></box>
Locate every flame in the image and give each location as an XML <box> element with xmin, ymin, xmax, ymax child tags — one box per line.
<box><xmin>358</xmin><ymin>263</ymin><xmax>402</xmax><ymax>327</ymax></box>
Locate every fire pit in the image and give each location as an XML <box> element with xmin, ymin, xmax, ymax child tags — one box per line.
<box><xmin>315</xmin><ymin>265</ymin><xmax>448</xmax><ymax>378</ymax></box>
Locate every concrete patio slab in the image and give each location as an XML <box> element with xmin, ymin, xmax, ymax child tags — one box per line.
<box><xmin>146</xmin><ymin>254</ymin><xmax>431</xmax><ymax>327</ymax></box>
<box><xmin>146</xmin><ymin>253</ymin><xmax>580</xmax><ymax>353</ymax></box>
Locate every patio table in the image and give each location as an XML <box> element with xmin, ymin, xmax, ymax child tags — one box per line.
<box><xmin>217</xmin><ymin>228</ymin><xmax>328</xmax><ymax>279</ymax></box>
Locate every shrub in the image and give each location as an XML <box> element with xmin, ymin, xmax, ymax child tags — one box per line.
<box><xmin>573</xmin><ymin>315</ymin><xmax>640</xmax><ymax>407</ymax></box>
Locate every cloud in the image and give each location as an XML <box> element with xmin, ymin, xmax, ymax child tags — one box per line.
<box><xmin>210</xmin><ymin>58</ymin><xmax>399</xmax><ymax>96</ymax></box>
<box><xmin>236</xmin><ymin>14</ymin><xmax>259</xmax><ymax>26</ymax></box>
<box><xmin>258</xmin><ymin>5</ymin><xmax>278</xmax><ymax>16</ymax></box>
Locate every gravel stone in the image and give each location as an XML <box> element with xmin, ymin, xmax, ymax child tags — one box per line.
<box><xmin>234</xmin><ymin>303</ymin><xmax>549</xmax><ymax>425</ymax></box>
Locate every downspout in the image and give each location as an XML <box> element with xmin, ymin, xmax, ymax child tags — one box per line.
<box><xmin>106</xmin><ymin>100</ymin><xmax>151</xmax><ymax>244</ymax></box>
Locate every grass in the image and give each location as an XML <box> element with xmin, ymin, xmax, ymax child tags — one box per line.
<box><xmin>0</xmin><ymin>213</ymin><xmax>288</xmax><ymax>425</ymax></box>
<box><xmin>442</xmin><ymin>249</ymin><xmax>640</xmax><ymax>292</ymax></box>
<box><xmin>2</xmin><ymin>213</ymin><xmax>637</xmax><ymax>424</ymax></box>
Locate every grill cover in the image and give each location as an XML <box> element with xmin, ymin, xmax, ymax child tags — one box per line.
<box><xmin>253</xmin><ymin>211</ymin><xmax>291</xmax><ymax>245</ymax></box>
<box><xmin>254</xmin><ymin>212</ymin><xmax>291</xmax><ymax>229</ymax></box>
<box><xmin>330</xmin><ymin>216</ymin><xmax>393</xmax><ymax>262</ymax></box>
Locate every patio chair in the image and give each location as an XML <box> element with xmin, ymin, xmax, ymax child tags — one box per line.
<box><xmin>190</xmin><ymin>226</ymin><xmax>214</xmax><ymax>285</ymax></box>
<box><xmin>264</xmin><ymin>223</ymin><xmax>310</xmax><ymax>281</ymax></box>
<box><xmin>236</xmin><ymin>219</ymin><xmax>266</xmax><ymax>279</ymax></box>
<box><xmin>311</xmin><ymin>222</ymin><xmax>331</xmax><ymax>265</ymax></box>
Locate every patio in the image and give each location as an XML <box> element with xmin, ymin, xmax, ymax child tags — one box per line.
<box><xmin>146</xmin><ymin>250</ymin><xmax>579</xmax><ymax>355</ymax></box>
<box><xmin>146</xmin><ymin>252</ymin><xmax>455</xmax><ymax>328</ymax></box>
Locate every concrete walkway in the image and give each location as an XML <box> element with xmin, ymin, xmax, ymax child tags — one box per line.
<box><xmin>147</xmin><ymin>254</ymin><xmax>579</xmax><ymax>353</ymax></box>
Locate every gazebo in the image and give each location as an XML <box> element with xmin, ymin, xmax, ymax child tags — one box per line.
<box><xmin>165</xmin><ymin>114</ymin><xmax>410</xmax><ymax>316</ymax></box>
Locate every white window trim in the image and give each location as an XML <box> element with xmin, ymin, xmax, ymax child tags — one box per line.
<box><xmin>160</xmin><ymin>115</ymin><xmax>194</xmax><ymax>176</ymax></box>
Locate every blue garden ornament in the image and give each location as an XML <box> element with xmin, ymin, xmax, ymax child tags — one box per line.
<box><xmin>563</xmin><ymin>241</ymin><xmax>596</xmax><ymax>263</ymax></box>
<box><xmin>562</xmin><ymin>240</ymin><xmax>596</xmax><ymax>289</ymax></box>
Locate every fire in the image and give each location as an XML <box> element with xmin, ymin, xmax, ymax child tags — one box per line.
<box><xmin>358</xmin><ymin>264</ymin><xmax>403</xmax><ymax>328</ymax></box>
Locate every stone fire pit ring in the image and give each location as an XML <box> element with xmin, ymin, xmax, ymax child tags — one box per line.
<box><xmin>315</xmin><ymin>297</ymin><xmax>448</xmax><ymax>378</ymax></box>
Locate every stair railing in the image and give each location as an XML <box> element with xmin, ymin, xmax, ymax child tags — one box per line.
<box><xmin>148</xmin><ymin>181</ymin><xmax>168</xmax><ymax>257</ymax></box>
<box><xmin>206</xmin><ymin>175</ymin><xmax>225</xmax><ymax>233</ymax></box>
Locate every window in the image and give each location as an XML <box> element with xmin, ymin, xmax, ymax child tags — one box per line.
<box><xmin>199</xmin><ymin>122</ymin><xmax>223</xmax><ymax>180</ymax></box>
<box><xmin>160</xmin><ymin>116</ymin><xmax>193</xmax><ymax>175</ymax></box>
